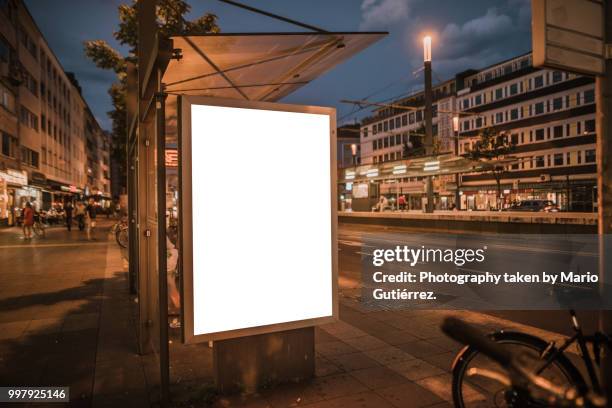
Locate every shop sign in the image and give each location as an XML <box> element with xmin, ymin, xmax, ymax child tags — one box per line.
<box><xmin>0</xmin><ymin>170</ymin><xmax>27</xmax><ymax>186</ymax></box>
<box><xmin>165</xmin><ymin>149</ymin><xmax>178</xmax><ymax>167</ymax></box>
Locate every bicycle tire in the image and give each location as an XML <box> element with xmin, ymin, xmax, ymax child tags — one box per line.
<box><xmin>116</xmin><ymin>227</ymin><xmax>128</xmax><ymax>248</ymax></box>
<box><xmin>451</xmin><ymin>330</ymin><xmax>586</xmax><ymax>408</ymax></box>
<box><xmin>32</xmin><ymin>223</ymin><xmax>45</xmax><ymax>237</ymax></box>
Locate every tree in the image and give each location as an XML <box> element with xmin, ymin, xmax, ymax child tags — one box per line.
<box><xmin>84</xmin><ymin>1</ymin><xmax>220</xmax><ymax>196</ymax></box>
<box><xmin>464</xmin><ymin>127</ymin><xmax>516</xmax><ymax>208</ymax></box>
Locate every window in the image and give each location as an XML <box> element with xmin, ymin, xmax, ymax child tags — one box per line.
<box><xmin>495</xmin><ymin>112</ymin><xmax>504</xmax><ymax>123</ymax></box>
<box><xmin>566</xmin><ymin>152</ymin><xmax>571</xmax><ymax>165</ymax></box>
<box><xmin>511</xmin><ymin>134</ymin><xmax>519</xmax><ymax>145</ymax></box>
<box><xmin>510</xmin><ymin>108</ymin><xmax>519</xmax><ymax>120</ymax></box>
<box><xmin>416</xmin><ymin>111</ymin><xmax>423</xmax><ymax>122</ymax></box>
<box><xmin>463</xmin><ymin>121</ymin><xmax>470</xmax><ymax>131</ymax></box>
<box><xmin>495</xmin><ymin>88</ymin><xmax>503</xmax><ymax>100</ymax></box>
<box><xmin>584</xmin><ymin>89</ymin><xmax>595</xmax><ymax>104</ymax></box>
<box><xmin>552</xmin><ymin>97</ymin><xmax>562</xmax><ymax>111</ymax></box>
<box><xmin>535</xmin><ymin>128</ymin><xmax>545</xmax><ymax>141</ymax></box>
<box><xmin>402</xmin><ymin>114</ymin><xmax>407</xmax><ymax>126</ymax></box>
<box><xmin>553</xmin><ymin>125</ymin><xmax>563</xmax><ymax>138</ymax></box>
<box><xmin>390</xmin><ymin>135</ymin><xmax>395</xmax><ymax>146</ymax></box>
<box><xmin>395</xmin><ymin>117</ymin><xmax>401</xmax><ymax>128</ymax></box>
<box><xmin>534</xmin><ymin>75</ymin><xmax>544</xmax><ymax>88</ymax></box>
<box><xmin>534</xmin><ymin>102</ymin><xmax>544</xmax><ymax>115</ymax></box>
<box><xmin>552</xmin><ymin>71</ymin><xmax>563</xmax><ymax>83</ymax></box>
<box><xmin>362</xmin><ymin>127</ymin><xmax>368</xmax><ymax>138</ymax></box>
<box><xmin>18</xmin><ymin>25</ymin><xmax>37</xmax><ymax>59</ymax></box>
<box><xmin>0</xmin><ymin>34</ymin><xmax>10</xmax><ymax>62</ymax></box>
<box><xmin>577</xmin><ymin>151</ymin><xmax>582</xmax><ymax>164</ymax></box>
<box><xmin>0</xmin><ymin>82</ymin><xmax>15</xmax><ymax>112</ymax></box>
<box><xmin>509</xmin><ymin>83</ymin><xmax>518</xmax><ymax>95</ymax></box>
<box><xmin>585</xmin><ymin>149</ymin><xmax>596</xmax><ymax>163</ymax></box>
<box><xmin>21</xmin><ymin>146</ymin><xmax>39</xmax><ymax>168</ymax></box>
<box><xmin>373</xmin><ymin>156</ymin><xmax>378</xmax><ymax>164</ymax></box>
<box><xmin>20</xmin><ymin>106</ymin><xmax>38</xmax><ymax>130</ymax></box>
<box><xmin>41</xmin><ymin>114</ymin><xmax>46</xmax><ymax>132</ymax></box>
<box><xmin>473</xmin><ymin>94</ymin><xmax>481</xmax><ymax>106</ymax></box>
<box><xmin>475</xmin><ymin>117</ymin><xmax>483</xmax><ymax>128</ymax></box>
<box><xmin>520</xmin><ymin>58</ymin><xmax>530</xmax><ymax>69</ymax></box>
<box><xmin>462</xmin><ymin>99</ymin><xmax>470</xmax><ymax>109</ymax></box>
<box><xmin>2</xmin><ymin>131</ymin><xmax>17</xmax><ymax>157</ymax></box>
<box><xmin>383</xmin><ymin>137</ymin><xmax>389</xmax><ymax>148</ymax></box>
<box><xmin>409</xmin><ymin>112</ymin><xmax>415</xmax><ymax>124</ymax></box>
<box><xmin>535</xmin><ymin>156</ymin><xmax>545</xmax><ymax>168</ymax></box>
<box><xmin>395</xmin><ymin>134</ymin><xmax>401</xmax><ymax>145</ymax></box>
<box><xmin>383</xmin><ymin>121</ymin><xmax>388</xmax><ymax>132</ymax></box>
<box><xmin>585</xmin><ymin>119</ymin><xmax>596</xmax><ymax>133</ymax></box>
<box><xmin>389</xmin><ymin>119</ymin><xmax>395</xmax><ymax>130</ymax></box>
<box><xmin>377</xmin><ymin>123</ymin><xmax>382</xmax><ymax>133</ymax></box>
<box><xmin>372</xmin><ymin>141</ymin><xmax>377</xmax><ymax>151</ymax></box>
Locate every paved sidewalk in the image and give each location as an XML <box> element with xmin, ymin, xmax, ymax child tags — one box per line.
<box><xmin>0</xmin><ymin>223</ymin><xmax>576</xmax><ymax>408</ymax></box>
<box><xmin>0</xmin><ymin>222</ymin><xmax>150</xmax><ymax>408</ymax></box>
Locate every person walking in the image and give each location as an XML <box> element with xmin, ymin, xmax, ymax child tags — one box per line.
<box><xmin>22</xmin><ymin>202</ymin><xmax>34</xmax><ymax>240</ymax></box>
<box><xmin>75</xmin><ymin>201</ymin><xmax>86</xmax><ymax>231</ymax></box>
<box><xmin>64</xmin><ymin>202</ymin><xmax>73</xmax><ymax>231</ymax></box>
<box><xmin>86</xmin><ymin>198</ymin><xmax>97</xmax><ymax>240</ymax></box>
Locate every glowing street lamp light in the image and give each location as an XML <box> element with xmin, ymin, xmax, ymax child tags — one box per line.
<box><xmin>350</xmin><ymin>143</ymin><xmax>358</xmax><ymax>165</ymax></box>
<box><xmin>453</xmin><ymin>116</ymin><xmax>460</xmax><ymax>133</ymax></box>
<box><xmin>423</xmin><ymin>36</ymin><xmax>432</xmax><ymax>62</ymax></box>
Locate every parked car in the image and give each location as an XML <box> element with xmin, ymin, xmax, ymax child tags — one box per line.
<box><xmin>505</xmin><ymin>199</ymin><xmax>560</xmax><ymax>212</ymax></box>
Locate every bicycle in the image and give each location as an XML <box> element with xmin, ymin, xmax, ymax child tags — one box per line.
<box><xmin>443</xmin><ymin>312</ymin><xmax>609</xmax><ymax>407</ymax></box>
<box><xmin>32</xmin><ymin>214</ymin><xmax>47</xmax><ymax>238</ymax></box>
<box><xmin>111</xmin><ymin>217</ymin><xmax>129</xmax><ymax>248</ymax></box>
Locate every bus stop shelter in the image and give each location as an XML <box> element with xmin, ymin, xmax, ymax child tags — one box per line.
<box><xmin>126</xmin><ymin>0</ymin><xmax>385</xmax><ymax>403</ymax></box>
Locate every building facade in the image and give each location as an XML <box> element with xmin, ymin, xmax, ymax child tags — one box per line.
<box><xmin>358</xmin><ymin>80</ymin><xmax>457</xmax><ymax>210</ymax></box>
<box><xmin>0</xmin><ymin>0</ymin><xmax>110</xmax><ymax>226</ymax></box>
<box><xmin>456</xmin><ymin>53</ymin><xmax>596</xmax><ymax>211</ymax></box>
<box><xmin>355</xmin><ymin>52</ymin><xmax>596</xmax><ymax>212</ymax></box>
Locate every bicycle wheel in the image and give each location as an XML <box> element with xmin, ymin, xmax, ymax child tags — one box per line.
<box><xmin>452</xmin><ymin>331</ymin><xmax>586</xmax><ymax>408</ymax></box>
<box><xmin>32</xmin><ymin>223</ymin><xmax>45</xmax><ymax>237</ymax></box>
<box><xmin>116</xmin><ymin>227</ymin><xmax>128</xmax><ymax>248</ymax></box>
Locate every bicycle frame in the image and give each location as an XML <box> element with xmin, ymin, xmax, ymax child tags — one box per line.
<box><xmin>533</xmin><ymin>310</ymin><xmax>602</xmax><ymax>394</ymax></box>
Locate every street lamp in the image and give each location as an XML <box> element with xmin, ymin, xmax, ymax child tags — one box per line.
<box><xmin>423</xmin><ymin>36</ymin><xmax>432</xmax><ymax>62</ymax></box>
<box><xmin>423</xmin><ymin>35</ymin><xmax>434</xmax><ymax>213</ymax></box>
<box><xmin>350</xmin><ymin>143</ymin><xmax>358</xmax><ymax>166</ymax></box>
<box><xmin>453</xmin><ymin>116</ymin><xmax>461</xmax><ymax>210</ymax></box>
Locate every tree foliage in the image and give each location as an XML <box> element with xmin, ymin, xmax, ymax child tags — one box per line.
<box><xmin>84</xmin><ymin>0</ymin><xmax>220</xmax><ymax>195</ymax></box>
<box><xmin>464</xmin><ymin>127</ymin><xmax>516</xmax><ymax>204</ymax></box>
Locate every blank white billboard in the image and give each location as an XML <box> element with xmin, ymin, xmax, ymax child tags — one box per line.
<box><xmin>181</xmin><ymin>97</ymin><xmax>337</xmax><ymax>342</ymax></box>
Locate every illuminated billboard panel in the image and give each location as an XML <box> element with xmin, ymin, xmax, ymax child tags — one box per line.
<box><xmin>181</xmin><ymin>97</ymin><xmax>338</xmax><ymax>343</ymax></box>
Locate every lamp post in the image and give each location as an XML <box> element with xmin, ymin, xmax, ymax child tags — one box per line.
<box><xmin>453</xmin><ymin>116</ymin><xmax>461</xmax><ymax>210</ymax></box>
<box><xmin>423</xmin><ymin>36</ymin><xmax>434</xmax><ymax>213</ymax></box>
<box><xmin>350</xmin><ymin>143</ymin><xmax>358</xmax><ymax>166</ymax></box>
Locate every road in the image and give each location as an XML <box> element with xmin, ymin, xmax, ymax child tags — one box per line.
<box><xmin>337</xmin><ymin>223</ymin><xmax>599</xmax><ymax>336</ymax></box>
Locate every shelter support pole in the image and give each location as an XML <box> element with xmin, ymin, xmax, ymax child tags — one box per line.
<box><xmin>213</xmin><ymin>327</ymin><xmax>314</xmax><ymax>394</ymax></box>
<box><xmin>155</xmin><ymin>88</ymin><xmax>170</xmax><ymax>405</ymax></box>
<box><xmin>424</xmin><ymin>59</ymin><xmax>434</xmax><ymax>213</ymax></box>
<box><xmin>598</xmin><ymin>0</ymin><xmax>612</xmax><ymax>398</ymax></box>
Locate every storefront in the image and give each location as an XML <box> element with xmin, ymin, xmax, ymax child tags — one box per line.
<box><xmin>0</xmin><ymin>169</ymin><xmax>33</xmax><ymax>226</ymax></box>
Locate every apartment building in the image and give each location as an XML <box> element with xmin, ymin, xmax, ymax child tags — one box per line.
<box><xmin>0</xmin><ymin>0</ymin><xmax>111</xmax><ymax>226</ymax></box>
<box><xmin>354</xmin><ymin>52</ymin><xmax>596</xmax><ymax>212</ymax></box>
<box><xmin>358</xmin><ymin>80</ymin><xmax>457</xmax><ymax>209</ymax></box>
<box><xmin>456</xmin><ymin>53</ymin><xmax>596</xmax><ymax>211</ymax></box>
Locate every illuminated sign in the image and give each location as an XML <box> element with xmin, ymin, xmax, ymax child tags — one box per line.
<box><xmin>0</xmin><ymin>170</ymin><xmax>27</xmax><ymax>186</ymax></box>
<box><xmin>165</xmin><ymin>149</ymin><xmax>178</xmax><ymax>167</ymax></box>
<box><xmin>181</xmin><ymin>96</ymin><xmax>337</xmax><ymax>343</ymax></box>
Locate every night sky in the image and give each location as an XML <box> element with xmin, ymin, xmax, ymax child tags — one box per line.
<box><xmin>25</xmin><ymin>0</ymin><xmax>532</xmax><ymax>130</ymax></box>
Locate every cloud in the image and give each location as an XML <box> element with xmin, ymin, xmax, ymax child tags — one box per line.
<box><xmin>359</xmin><ymin>0</ymin><xmax>411</xmax><ymax>30</ymax></box>
<box><xmin>437</xmin><ymin>8</ymin><xmax>513</xmax><ymax>60</ymax></box>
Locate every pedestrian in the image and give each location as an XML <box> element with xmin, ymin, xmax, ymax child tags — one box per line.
<box><xmin>65</xmin><ymin>202</ymin><xmax>73</xmax><ymax>231</ymax></box>
<box><xmin>86</xmin><ymin>198</ymin><xmax>97</xmax><ymax>240</ymax></box>
<box><xmin>75</xmin><ymin>201</ymin><xmax>86</xmax><ymax>231</ymax></box>
<box><xmin>398</xmin><ymin>195</ymin><xmax>406</xmax><ymax>211</ymax></box>
<box><xmin>22</xmin><ymin>202</ymin><xmax>34</xmax><ymax>240</ymax></box>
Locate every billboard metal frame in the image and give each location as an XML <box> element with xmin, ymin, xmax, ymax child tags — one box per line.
<box><xmin>178</xmin><ymin>95</ymin><xmax>339</xmax><ymax>344</ymax></box>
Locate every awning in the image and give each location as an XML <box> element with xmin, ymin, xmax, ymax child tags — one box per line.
<box><xmin>162</xmin><ymin>32</ymin><xmax>387</xmax><ymax>102</ymax></box>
